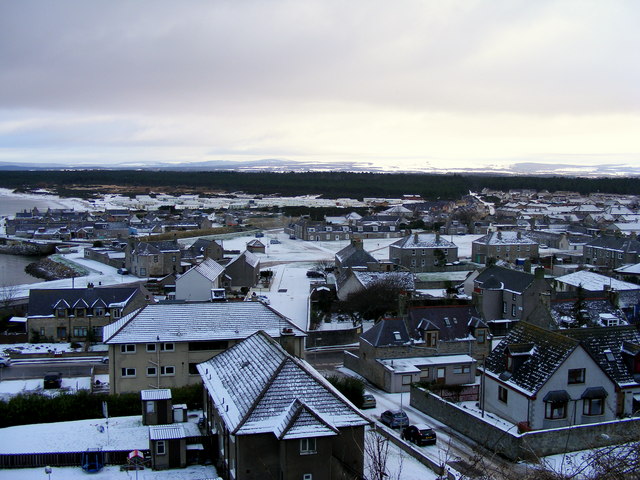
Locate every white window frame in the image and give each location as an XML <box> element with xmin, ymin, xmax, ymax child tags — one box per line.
<box><xmin>300</xmin><ymin>438</ymin><xmax>317</xmax><ymax>455</ymax></box>
<box><xmin>146</xmin><ymin>366</ymin><xmax>157</xmax><ymax>377</ymax></box>
<box><xmin>146</xmin><ymin>344</ymin><xmax>157</xmax><ymax>352</ymax></box>
<box><xmin>120</xmin><ymin>344</ymin><xmax>136</xmax><ymax>354</ymax></box>
<box><xmin>156</xmin><ymin>440</ymin><xmax>166</xmax><ymax>455</ymax></box>
<box><xmin>121</xmin><ymin>367</ymin><xmax>136</xmax><ymax>377</ymax></box>
<box><xmin>161</xmin><ymin>365</ymin><xmax>175</xmax><ymax>376</ymax></box>
<box><xmin>161</xmin><ymin>343</ymin><xmax>175</xmax><ymax>352</ymax></box>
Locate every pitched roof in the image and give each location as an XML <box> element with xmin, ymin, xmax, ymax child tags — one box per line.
<box><xmin>335</xmin><ymin>242</ymin><xmax>377</xmax><ymax>267</ymax></box>
<box><xmin>483</xmin><ymin>322</ymin><xmax>580</xmax><ymax>396</ymax></box>
<box><xmin>390</xmin><ymin>233</ymin><xmax>457</xmax><ymax>249</ymax></box>
<box><xmin>473</xmin><ymin>231</ymin><xmax>538</xmax><ymax>246</ymax></box>
<box><xmin>133</xmin><ymin>240</ymin><xmax>180</xmax><ymax>255</ymax></box>
<box><xmin>227</xmin><ymin>250</ymin><xmax>260</xmax><ymax>268</ymax></box>
<box><xmin>197</xmin><ymin>331</ymin><xmax>369</xmax><ymax>437</ymax></box>
<box><xmin>28</xmin><ymin>287</ymin><xmax>141</xmax><ymax>317</ymax></box>
<box><xmin>555</xmin><ymin>271</ymin><xmax>639</xmax><ymax>292</ymax></box>
<box><xmin>103</xmin><ymin>302</ymin><xmax>304</xmax><ymax>344</ymax></box>
<box><xmin>563</xmin><ymin>326</ymin><xmax>640</xmax><ymax>388</ymax></box>
<box><xmin>585</xmin><ymin>235</ymin><xmax>640</xmax><ymax>253</ymax></box>
<box><xmin>474</xmin><ymin>266</ymin><xmax>536</xmax><ymax>294</ymax></box>
<box><xmin>182</xmin><ymin>258</ymin><xmax>224</xmax><ymax>282</ymax></box>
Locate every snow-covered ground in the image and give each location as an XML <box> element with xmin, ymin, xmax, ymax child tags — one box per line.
<box><xmin>0</xmin><ymin>464</ymin><xmax>218</xmax><ymax>479</ymax></box>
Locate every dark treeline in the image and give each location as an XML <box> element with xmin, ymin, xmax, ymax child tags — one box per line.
<box><xmin>0</xmin><ymin>170</ymin><xmax>637</xmax><ymax>200</ymax></box>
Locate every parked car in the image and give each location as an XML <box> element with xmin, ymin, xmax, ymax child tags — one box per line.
<box><xmin>255</xmin><ymin>232</ymin><xmax>264</xmax><ymax>237</ymax></box>
<box><xmin>270</xmin><ymin>239</ymin><xmax>281</xmax><ymax>244</ymax></box>
<box><xmin>117</xmin><ymin>268</ymin><xmax>129</xmax><ymax>275</ymax></box>
<box><xmin>0</xmin><ymin>356</ymin><xmax>11</xmax><ymax>367</ymax></box>
<box><xmin>361</xmin><ymin>394</ymin><xmax>376</xmax><ymax>409</ymax></box>
<box><xmin>401</xmin><ymin>424</ymin><xmax>437</xmax><ymax>446</ymax></box>
<box><xmin>306</xmin><ymin>270</ymin><xmax>324</xmax><ymax>278</ymax></box>
<box><xmin>289</xmin><ymin>235</ymin><xmax>296</xmax><ymax>240</ymax></box>
<box><xmin>44</xmin><ymin>371</ymin><xmax>63</xmax><ymax>389</ymax></box>
<box><xmin>380</xmin><ymin>409</ymin><xmax>409</xmax><ymax>429</ymax></box>
<box><xmin>101</xmin><ymin>356</ymin><xmax>109</xmax><ymax>364</ymax></box>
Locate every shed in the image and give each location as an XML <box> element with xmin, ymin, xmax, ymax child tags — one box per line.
<box><xmin>141</xmin><ymin>389</ymin><xmax>173</xmax><ymax>426</ymax></box>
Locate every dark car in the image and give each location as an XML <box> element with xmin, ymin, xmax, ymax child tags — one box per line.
<box><xmin>306</xmin><ymin>270</ymin><xmax>324</xmax><ymax>278</ymax></box>
<box><xmin>44</xmin><ymin>371</ymin><xmax>62</xmax><ymax>389</ymax></box>
<box><xmin>380</xmin><ymin>409</ymin><xmax>409</xmax><ymax>429</ymax></box>
<box><xmin>401</xmin><ymin>424</ymin><xmax>437</xmax><ymax>446</ymax></box>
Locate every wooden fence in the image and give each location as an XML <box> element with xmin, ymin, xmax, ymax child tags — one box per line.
<box><xmin>0</xmin><ymin>449</ymin><xmax>148</xmax><ymax>469</ymax></box>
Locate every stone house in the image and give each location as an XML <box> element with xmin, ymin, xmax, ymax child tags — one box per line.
<box><xmin>126</xmin><ymin>240</ymin><xmax>182</xmax><ymax>277</ymax></box>
<box><xmin>198</xmin><ymin>331</ymin><xmax>370</xmax><ymax>480</ymax></box>
<box><xmin>103</xmin><ymin>302</ymin><xmax>305</xmax><ymax>394</ymax></box>
<box><xmin>388</xmin><ymin>232</ymin><xmax>458</xmax><ymax>273</ymax></box>
<box><xmin>336</xmin><ymin>270</ymin><xmax>414</xmax><ymax>302</ymax></box>
<box><xmin>223</xmin><ymin>250</ymin><xmax>260</xmax><ymax>289</ymax></box>
<box><xmin>27</xmin><ymin>286</ymin><xmax>151</xmax><ymax>343</ymax></box>
<box><xmin>583</xmin><ymin>235</ymin><xmax>640</xmax><ymax>270</ymax></box>
<box><xmin>471</xmin><ymin>230</ymin><xmax>539</xmax><ymax>265</ymax></box>
<box><xmin>334</xmin><ymin>239</ymin><xmax>378</xmax><ymax>277</ymax></box>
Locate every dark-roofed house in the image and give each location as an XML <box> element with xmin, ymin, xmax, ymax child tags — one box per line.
<box><xmin>224</xmin><ymin>250</ymin><xmax>260</xmax><ymax>289</ymax></box>
<box><xmin>583</xmin><ymin>235</ymin><xmax>640</xmax><ymax>270</ymax></box>
<box><xmin>187</xmin><ymin>238</ymin><xmax>224</xmax><ymax>262</ymax></box>
<box><xmin>126</xmin><ymin>240</ymin><xmax>182</xmax><ymax>277</ymax></box>
<box><xmin>198</xmin><ymin>331</ymin><xmax>370</xmax><ymax>480</ymax></box>
<box><xmin>551</xmin><ymin>291</ymin><xmax>628</xmax><ymax>328</ymax></box>
<box><xmin>336</xmin><ymin>270</ymin><xmax>414</xmax><ymax>302</ymax></box>
<box><xmin>481</xmin><ymin>322</ymin><xmax>617</xmax><ymax>430</ymax></box>
<box><xmin>471</xmin><ymin>230</ymin><xmax>539</xmax><ymax>265</ymax></box>
<box><xmin>27</xmin><ymin>286</ymin><xmax>151</xmax><ymax>343</ymax></box>
<box><xmin>388</xmin><ymin>232</ymin><xmax>458</xmax><ymax>272</ymax></box>
<box><xmin>472</xmin><ymin>266</ymin><xmax>552</xmax><ymax>332</ymax></box>
<box><xmin>345</xmin><ymin>305</ymin><xmax>489</xmax><ymax>392</ymax></box>
<box><xmin>334</xmin><ymin>239</ymin><xmax>378</xmax><ymax>277</ymax></box>
<box><xmin>103</xmin><ymin>302</ymin><xmax>305</xmax><ymax>394</ymax></box>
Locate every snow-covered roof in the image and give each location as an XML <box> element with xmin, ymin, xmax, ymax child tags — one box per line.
<box><xmin>378</xmin><ymin>354</ymin><xmax>475</xmax><ymax>373</ymax></box>
<box><xmin>149</xmin><ymin>424</ymin><xmax>186</xmax><ymax>440</ymax></box>
<box><xmin>197</xmin><ymin>331</ymin><xmax>369</xmax><ymax>437</ymax></box>
<box><xmin>616</xmin><ymin>263</ymin><xmax>640</xmax><ymax>275</ymax></box>
<box><xmin>141</xmin><ymin>389</ymin><xmax>172</xmax><ymax>401</ymax></box>
<box><xmin>555</xmin><ymin>271</ymin><xmax>640</xmax><ymax>292</ymax></box>
<box><xmin>390</xmin><ymin>233</ymin><xmax>457</xmax><ymax>249</ymax></box>
<box><xmin>181</xmin><ymin>258</ymin><xmax>224</xmax><ymax>282</ymax></box>
<box><xmin>473</xmin><ymin>231</ymin><xmax>538</xmax><ymax>246</ymax></box>
<box><xmin>103</xmin><ymin>302</ymin><xmax>304</xmax><ymax>344</ymax></box>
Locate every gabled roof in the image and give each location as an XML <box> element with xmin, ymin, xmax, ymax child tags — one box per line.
<box><xmin>585</xmin><ymin>235</ymin><xmax>640</xmax><ymax>253</ymax></box>
<box><xmin>474</xmin><ymin>266</ymin><xmax>536</xmax><ymax>294</ymax></box>
<box><xmin>133</xmin><ymin>240</ymin><xmax>180</xmax><ymax>255</ymax></box>
<box><xmin>227</xmin><ymin>250</ymin><xmax>260</xmax><ymax>268</ymax></box>
<box><xmin>390</xmin><ymin>233</ymin><xmax>457</xmax><ymax>249</ymax></box>
<box><xmin>180</xmin><ymin>258</ymin><xmax>224</xmax><ymax>282</ymax></box>
<box><xmin>335</xmin><ymin>242</ymin><xmax>377</xmax><ymax>267</ymax></box>
<box><xmin>483</xmin><ymin>322</ymin><xmax>580</xmax><ymax>396</ymax></box>
<box><xmin>28</xmin><ymin>287</ymin><xmax>141</xmax><ymax>318</ymax></box>
<box><xmin>550</xmin><ymin>293</ymin><xmax>626</xmax><ymax>327</ymax></box>
<box><xmin>555</xmin><ymin>271</ymin><xmax>639</xmax><ymax>292</ymax></box>
<box><xmin>563</xmin><ymin>326</ymin><xmax>640</xmax><ymax>388</ymax></box>
<box><xmin>103</xmin><ymin>302</ymin><xmax>304</xmax><ymax>344</ymax></box>
<box><xmin>408</xmin><ymin>305</ymin><xmax>484</xmax><ymax>342</ymax></box>
<box><xmin>197</xmin><ymin>331</ymin><xmax>369</xmax><ymax>437</ymax></box>
<box><xmin>473</xmin><ymin>231</ymin><xmax>538</xmax><ymax>246</ymax></box>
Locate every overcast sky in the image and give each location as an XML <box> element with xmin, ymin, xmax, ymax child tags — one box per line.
<box><xmin>1</xmin><ymin>0</ymin><xmax>638</xmax><ymax>173</ymax></box>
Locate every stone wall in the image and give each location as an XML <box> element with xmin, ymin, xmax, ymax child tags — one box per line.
<box><xmin>410</xmin><ymin>386</ymin><xmax>640</xmax><ymax>461</ymax></box>
<box><xmin>306</xmin><ymin>326</ymin><xmax>361</xmax><ymax>348</ymax></box>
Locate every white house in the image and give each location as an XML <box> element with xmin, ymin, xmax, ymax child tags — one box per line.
<box><xmin>175</xmin><ymin>258</ymin><xmax>226</xmax><ymax>302</ymax></box>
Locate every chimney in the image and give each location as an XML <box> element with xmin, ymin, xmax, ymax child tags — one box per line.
<box><xmin>414</xmin><ymin>232</ymin><xmax>418</xmax><ymax>243</ymax></box>
<box><xmin>497</xmin><ymin>231</ymin><xmax>502</xmax><ymax>240</ymax></box>
<box><xmin>534</xmin><ymin>267</ymin><xmax>545</xmax><ymax>279</ymax></box>
<box><xmin>435</xmin><ymin>232</ymin><xmax>440</xmax><ymax>242</ymax></box>
<box><xmin>517</xmin><ymin>231</ymin><xmax>522</xmax><ymax>239</ymax></box>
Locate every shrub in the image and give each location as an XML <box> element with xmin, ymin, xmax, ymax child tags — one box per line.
<box><xmin>326</xmin><ymin>375</ymin><xmax>365</xmax><ymax>408</ymax></box>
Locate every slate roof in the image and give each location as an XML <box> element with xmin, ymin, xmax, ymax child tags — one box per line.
<box><xmin>390</xmin><ymin>233</ymin><xmax>457</xmax><ymax>249</ymax></box>
<box><xmin>133</xmin><ymin>240</ymin><xmax>180</xmax><ymax>255</ymax></box>
<box><xmin>28</xmin><ymin>287</ymin><xmax>141</xmax><ymax>318</ymax></box>
<box><xmin>227</xmin><ymin>250</ymin><xmax>260</xmax><ymax>268</ymax></box>
<box><xmin>473</xmin><ymin>231</ymin><xmax>538</xmax><ymax>246</ymax></box>
<box><xmin>361</xmin><ymin>305</ymin><xmax>484</xmax><ymax>347</ymax></box>
<box><xmin>182</xmin><ymin>258</ymin><xmax>224</xmax><ymax>282</ymax></box>
<box><xmin>103</xmin><ymin>302</ymin><xmax>304</xmax><ymax>344</ymax></box>
<box><xmin>483</xmin><ymin>322</ymin><xmax>580</xmax><ymax>396</ymax></box>
<box><xmin>335</xmin><ymin>243</ymin><xmax>377</xmax><ymax>267</ymax></box>
<box><xmin>563</xmin><ymin>326</ymin><xmax>640</xmax><ymax>388</ymax></box>
<box><xmin>551</xmin><ymin>296</ymin><xmax>627</xmax><ymax>327</ymax></box>
<box><xmin>474</xmin><ymin>266</ymin><xmax>536</xmax><ymax>294</ymax></box>
<box><xmin>197</xmin><ymin>331</ymin><xmax>369</xmax><ymax>437</ymax></box>
<box><xmin>585</xmin><ymin>236</ymin><xmax>640</xmax><ymax>253</ymax></box>
<box><xmin>555</xmin><ymin>271</ymin><xmax>640</xmax><ymax>292</ymax></box>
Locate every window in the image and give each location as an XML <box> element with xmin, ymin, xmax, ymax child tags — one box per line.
<box><xmin>511</xmin><ymin>304</ymin><xmax>517</xmax><ymax>317</ymax></box>
<box><xmin>545</xmin><ymin>401</ymin><xmax>567</xmax><ymax>419</ymax></box>
<box><xmin>402</xmin><ymin>375</ymin><xmax>412</xmax><ymax>385</ymax></box>
<box><xmin>146</xmin><ymin>344</ymin><xmax>157</xmax><ymax>352</ymax></box>
<box><xmin>502</xmin><ymin>302</ymin><xmax>507</xmax><ymax>314</ymax></box>
<box><xmin>189</xmin><ymin>341</ymin><xmax>228</xmax><ymax>351</ymax></box>
<box><xmin>453</xmin><ymin>365</ymin><xmax>471</xmax><ymax>374</ymax></box>
<box><xmin>57</xmin><ymin>327</ymin><xmax>67</xmax><ymax>339</ymax></box>
<box><xmin>188</xmin><ymin>363</ymin><xmax>199</xmax><ymax>375</ymax></box>
<box><xmin>40</xmin><ymin>327</ymin><xmax>46</xmax><ymax>336</ymax></box>
<box><xmin>172</xmin><ymin>256</ymin><xmax>177</xmax><ymax>262</ymax></box>
<box><xmin>94</xmin><ymin>307</ymin><xmax>105</xmax><ymax>316</ymax></box>
<box><xmin>121</xmin><ymin>368</ymin><xmax>136</xmax><ymax>377</ymax></box>
<box><xmin>300</xmin><ymin>438</ymin><xmax>316</xmax><ymax>455</ymax></box>
<box><xmin>512</xmin><ymin>293</ymin><xmax>516</xmax><ymax>301</ymax></box>
<box><xmin>496</xmin><ymin>246</ymin><xmax>501</xmax><ymax>252</ymax></box>
<box><xmin>308</xmin><ymin>228</ymin><xmax>315</xmax><ymax>233</ymax></box>
<box><xmin>568</xmin><ymin>368</ymin><xmax>585</xmax><ymax>384</ymax></box>
<box><xmin>112</xmin><ymin>308</ymin><xmax>122</xmax><ymax>318</ymax></box>
<box><xmin>73</xmin><ymin>326</ymin><xmax>88</xmax><ymax>337</ymax></box>
<box><xmin>412</xmin><ymin>249</ymin><xmax>416</xmax><ymax>256</ymax></box>
<box><xmin>583</xmin><ymin>398</ymin><xmax>604</xmax><ymax>416</ymax></box>
<box><xmin>156</xmin><ymin>440</ymin><xmax>166</xmax><ymax>455</ymax></box>
<box><xmin>303</xmin><ymin>475</ymin><xmax>313</xmax><ymax>480</ymax></box>
<box><xmin>410</xmin><ymin>259</ymin><xmax>416</xmax><ymax>266</ymax></box>
<box><xmin>426</xmin><ymin>332</ymin><xmax>437</xmax><ymax>346</ymax></box>
<box><xmin>161</xmin><ymin>366</ymin><xmax>175</xmax><ymax>376</ymax></box>
<box><xmin>161</xmin><ymin>343</ymin><xmax>174</xmax><ymax>352</ymax></box>
<box><xmin>436</xmin><ymin>367</ymin><xmax>446</xmax><ymax>382</ymax></box>
<box><xmin>76</xmin><ymin>308</ymin><xmax>85</xmax><ymax>317</ymax></box>
<box><xmin>476</xmin><ymin>329</ymin><xmax>486</xmax><ymax>344</ymax></box>
<box><xmin>140</xmin><ymin>268</ymin><xmax>147</xmax><ymax>276</ymax></box>
<box><xmin>146</xmin><ymin>401</ymin><xmax>155</xmax><ymax>413</ymax></box>
<box><xmin>154</xmin><ymin>255</ymin><xmax>159</xmax><ymax>263</ymax></box>
<box><xmin>498</xmin><ymin>386</ymin><xmax>508</xmax><ymax>404</ymax></box>
<box><xmin>120</xmin><ymin>344</ymin><xmax>136</xmax><ymax>354</ymax></box>
<box><xmin>146</xmin><ymin>367</ymin><xmax>157</xmax><ymax>377</ymax></box>
<box><xmin>93</xmin><ymin>326</ymin><xmax>103</xmax><ymax>337</ymax></box>
<box><xmin>56</xmin><ymin>308</ymin><xmax>66</xmax><ymax>317</ymax></box>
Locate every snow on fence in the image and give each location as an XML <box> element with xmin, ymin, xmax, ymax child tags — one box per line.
<box><xmin>0</xmin><ymin>449</ymin><xmax>147</xmax><ymax>469</ymax></box>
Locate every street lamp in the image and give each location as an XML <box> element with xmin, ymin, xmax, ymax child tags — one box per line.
<box><xmin>44</xmin><ymin>466</ymin><xmax>52</xmax><ymax>479</ymax></box>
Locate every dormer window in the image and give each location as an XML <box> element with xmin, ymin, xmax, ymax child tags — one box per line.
<box><xmin>56</xmin><ymin>308</ymin><xmax>67</xmax><ymax>318</ymax></box>
<box><xmin>393</xmin><ymin>331</ymin><xmax>402</xmax><ymax>341</ymax></box>
<box><xmin>75</xmin><ymin>308</ymin><xmax>85</xmax><ymax>317</ymax></box>
<box><xmin>112</xmin><ymin>308</ymin><xmax>122</xmax><ymax>319</ymax></box>
<box><xmin>94</xmin><ymin>307</ymin><xmax>105</xmax><ymax>316</ymax></box>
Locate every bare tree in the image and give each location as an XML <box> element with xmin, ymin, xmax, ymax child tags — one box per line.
<box><xmin>364</xmin><ymin>430</ymin><xmax>403</xmax><ymax>480</ymax></box>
